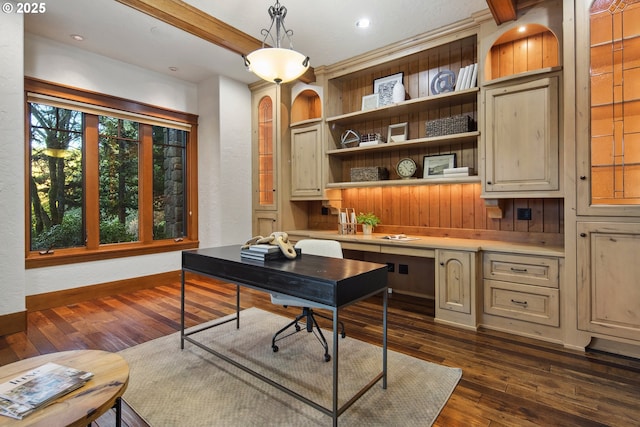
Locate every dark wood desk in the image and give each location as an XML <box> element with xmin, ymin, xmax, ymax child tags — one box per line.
<box><xmin>181</xmin><ymin>245</ymin><xmax>388</xmax><ymax>427</ymax></box>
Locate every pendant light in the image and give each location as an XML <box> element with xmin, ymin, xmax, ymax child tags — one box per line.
<box><xmin>243</xmin><ymin>1</ymin><xmax>310</xmax><ymax>84</ymax></box>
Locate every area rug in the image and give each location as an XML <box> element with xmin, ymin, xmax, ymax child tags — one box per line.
<box><xmin>119</xmin><ymin>307</ymin><xmax>461</xmax><ymax>426</ymax></box>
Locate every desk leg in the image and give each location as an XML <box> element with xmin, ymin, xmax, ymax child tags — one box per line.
<box><xmin>332</xmin><ymin>308</ymin><xmax>339</xmax><ymax>427</ymax></box>
<box><xmin>236</xmin><ymin>284</ymin><xmax>240</xmax><ymax>329</ymax></box>
<box><xmin>180</xmin><ymin>269</ymin><xmax>186</xmax><ymax>350</ymax></box>
<box><xmin>382</xmin><ymin>290</ymin><xmax>388</xmax><ymax>389</ymax></box>
<box><xmin>114</xmin><ymin>397</ymin><xmax>122</xmax><ymax>427</ymax></box>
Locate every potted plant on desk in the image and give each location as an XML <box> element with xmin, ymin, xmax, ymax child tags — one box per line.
<box><xmin>356</xmin><ymin>212</ymin><xmax>380</xmax><ymax>235</ymax></box>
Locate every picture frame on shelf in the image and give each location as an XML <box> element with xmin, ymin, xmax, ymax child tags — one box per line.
<box><xmin>373</xmin><ymin>72</ymin><xmax>404</xmax><ymax>106</ymax></box>
<box><xmin>423</xmin><ymin>154</ymin><xmax>456</xmax><ymax>178</ymax></box>
<box><xmin>387</xmin><ymin>122</ymin><xmax>408</xmax><ymax>143</ymax></box>
<box><xmin>361</xmin><ymin>94</ymin><xmax>379</xmax><ymax>111</ymax></box>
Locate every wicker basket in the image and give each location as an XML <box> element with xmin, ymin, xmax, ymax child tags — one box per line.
<box><xmin>425</xmin><ymin>115</ymin><xmax>474</xmax><ymax>137</ymax></box>
<box><xmin>350</xmin><ymin>167</ymin><xmax>389</xmax><ymax>182</ymax></box>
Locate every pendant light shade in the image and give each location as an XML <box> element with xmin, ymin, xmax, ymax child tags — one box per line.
<box><xmin>243</xmin><ymin>1</ymin><xmax>310</xmax><ymax>84</ymax></box>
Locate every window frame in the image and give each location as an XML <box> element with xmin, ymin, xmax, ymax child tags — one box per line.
<box><xmin>25</xmin><ymin>77</ymin><xmax>200</xmax><ymax>268</ymax></box>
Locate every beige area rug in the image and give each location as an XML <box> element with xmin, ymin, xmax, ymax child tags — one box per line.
<box><xmin>119</xmin><ymin>307</ymin><xmax>461</xmax><ymax>426</ymax></box>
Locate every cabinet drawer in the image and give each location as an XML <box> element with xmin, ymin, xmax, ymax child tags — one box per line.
<box><xmin>483</xmin><ymin>253</ymin><xmax>559</xmax><ymax>288</ymax></box>
<box><xmin>484</xmin><ymin>280</ymin><xmax>559</xmax><ymax>326</ymax></box>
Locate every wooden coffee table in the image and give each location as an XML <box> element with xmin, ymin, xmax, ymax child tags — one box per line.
<box><xmin>0</xmin><ymin>350</ymin><xmax>129</xmax><ymax>427</ymax></box>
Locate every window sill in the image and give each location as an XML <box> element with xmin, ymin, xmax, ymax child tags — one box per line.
<box><xmin>25</xmin><ymin>239</ymin><xmax>199</xmax><ymax>269</ymax></box>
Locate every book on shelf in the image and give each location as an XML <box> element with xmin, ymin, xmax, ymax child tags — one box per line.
<box><xmin>455</xmin><ymin>65</ymin><xmax>468</xmax><ymax>91</ymax></box>
<box><xmin>469</xmin><ymin>63</ymin><xmax>478</xmax><ymax>89</ymax></box>
<box><xmin>0</xmin><ymin>362</ymin><xmax>93</xmax><ymax>420</ymax></box>
<box><xmin>443</xmin><ymin>167</ymin><xmax>473</xmax><ymax>176</ymax></box>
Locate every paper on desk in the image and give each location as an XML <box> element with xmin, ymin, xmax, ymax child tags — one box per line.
<box><xmin>380</xmin><ymin>234</ymin><xmax>420</xmax><ymax>241</ymax></box>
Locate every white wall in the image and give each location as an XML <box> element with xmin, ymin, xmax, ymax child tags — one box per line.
<box><xmin>0</xmin><ymin>33</ymin><xmax>252</xmax><ymax>313</ymax></box>
<box><xmin>0</xmin><ymin>11</ymin><xmax>26</xmax><ymax>315</ymax></box>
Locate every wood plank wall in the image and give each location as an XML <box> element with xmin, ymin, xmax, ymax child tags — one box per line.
<box><xmin>488</xmin><ymin>30</ymin><xmax>559</xmax><ymax>80</ymax></box>
<box><xmin>307</xmin><ymin>184</ymin><xmax>564</xmax><ymax>246</ymax></box>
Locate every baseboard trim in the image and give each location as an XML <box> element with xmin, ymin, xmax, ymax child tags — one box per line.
<box><xmin>0</xmin><ymin>311</ymin><xmax>27</xmax><ymax>336</ymax></box>
<box><xmin>26</xmin><ymin>270</ymin><xmax>182</xmax><ymax>312</ymax></box>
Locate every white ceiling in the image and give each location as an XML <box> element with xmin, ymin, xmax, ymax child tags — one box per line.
<box><xmin>24</xmin><ymin>0</ymin><xmax>489</xmax><ymax>85</ymax></box>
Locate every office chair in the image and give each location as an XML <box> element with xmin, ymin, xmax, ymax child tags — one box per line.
<box><xmin>270</xmin><ymin>239</ymin><xmax>346</xmax><ymax>362</ymax></box>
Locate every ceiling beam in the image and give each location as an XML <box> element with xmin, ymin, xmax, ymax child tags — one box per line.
<box><xmin>116</xmin><ymin>0</ymin><xmax>315</xmax><ymax>83</ymax></box>
<box><xmin>485</xmin><ymin>0</ymin><xmax>517</xmax><ymax>25</ymax></box>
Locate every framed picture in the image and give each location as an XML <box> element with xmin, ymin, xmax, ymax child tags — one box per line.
<box><xmin>373</xmin><ymin>72</ymin><xmax>403</xmax><ymax>106</ymax></box>
<box><xmin>361</xmin><ymin>94</ymin><xmax>379</xmax><ymax>111</ymax></box>
<box><xmin>387</xmin><ymin>122</ymin><xmax>408</xmax><ymax>143</ymax></box>
<box><xmin>423</xmin><ymin>154</ymin><xmax>456</xmax><ymax>178</ymax></box>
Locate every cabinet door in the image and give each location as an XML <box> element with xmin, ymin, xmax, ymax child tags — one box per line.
<box><xmin>484</xmin><ymin>75</ymin><xmax>559</xmax><ymax>194</ymax></box>
<box><xmin>253</xmin><ymin>211</ymin><xmax>278</xmax><ymax>237</ymax></box>
<box><xmin>290</xmin><ymin>124</ymin><xmax>322</xmax><ymax>198</ymax></box>
<box><xmin>437</xmin><ymin>250</ymin><xmax>472</xmax><ymax>314</ymax></box>
<box><xmin>577</xmin><ymin>222</ymin><xmax>640</xmax><ymax>341</ymax></box>
<box><xmin>252</xmin><ymin>86</ymin><xmax>278</xmax><ymax>211</ymax></box>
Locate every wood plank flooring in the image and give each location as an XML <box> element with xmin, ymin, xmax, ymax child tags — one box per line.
<box><xmin>1</xmin><ymin>273</ymin><xmax>639</xmax><ymax>426</ymax></box>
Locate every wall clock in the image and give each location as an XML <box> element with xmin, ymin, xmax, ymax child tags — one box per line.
<box><xmin>396</xmin><ymin>158</ymin><xmax>417</xmax><ymax>179</ymax></box>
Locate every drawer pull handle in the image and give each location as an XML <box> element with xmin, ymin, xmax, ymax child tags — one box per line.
<box><xmin>510</xmin><ymin>267</ymin><xmax>528</xmax><ymax>273</ymax></box>
<box><xmin>511</xmin><ymin>299</ymin><xmax>528</xmax><ymax>307</ymax></box>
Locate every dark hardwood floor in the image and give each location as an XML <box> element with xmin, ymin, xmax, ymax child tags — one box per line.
<box><xmin>1</xmin><ymin>273</ymin><xmax>639</xmax><ymax>426</ymax></box>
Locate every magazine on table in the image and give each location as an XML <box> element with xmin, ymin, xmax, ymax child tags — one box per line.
<box><xmin>0</xmin><ymin>397</ymin><xmax>34</xmax><ymax>420</ymax></box>
<box><xmin>0</xmin><ymin>362</ymin><xmax>93</xmax><ymax>419</ymax></box>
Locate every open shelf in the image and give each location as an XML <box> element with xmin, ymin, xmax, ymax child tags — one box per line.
<box><xmin>326</xmin><ymin>88</ymin><xmax>479</xmax><ymax>126</ymax></box>
<box><xmin>327</xmin><ymin>131</ymin><xmax>479</xmax><ymax>156</ymax></box>
<box><xmin>326</xmin><ymin>175</ymin><xmax>480</xmax><ymax>189</ymax></box>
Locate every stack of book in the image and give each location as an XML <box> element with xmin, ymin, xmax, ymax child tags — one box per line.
<box><xmin>0</xmin><ymin>362</ymin><xmax>93</xmax><ymax>420</ymax></box>
<box><xmin>443</xmin><ymin>167</ymin><xmax>474</xmax><ymax>177</ymax></box>
<box><xmin>241</xmin><ymin>244</ymin><xmax>300</xmax><ymax>261</ymax></box>
<box><xmin>454</xmin><ymin>63</ymin><xmax>478</xmax><ymax>91</ymax></box>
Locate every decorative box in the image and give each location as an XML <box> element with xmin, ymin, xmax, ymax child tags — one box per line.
<box><xmin>350</xmin><ymin>167</ymin><xmax>389</xmax><ymax>182</ymax></box>
<box><xmin>359</xmin><ymin>133</ymin><xmax>386</xmax><ymax>147</ymax></box>
<box><xmin>425</xmin><ymin>115</ymin><xmax>474</xmax><ymax>137</ymax></box>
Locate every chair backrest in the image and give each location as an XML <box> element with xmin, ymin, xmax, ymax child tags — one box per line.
<box><xmin>294</xmin><ymin>239</ymin><xmax>343</xmax><ymax>259</ymax></box>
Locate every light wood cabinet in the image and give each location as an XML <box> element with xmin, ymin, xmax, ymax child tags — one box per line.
<box><xmin>435</xmin><ymin>249</ymin><xmax>478</xmax><ymax>329</ymax></box>
<box><xmin>251</xmin><ymin>83</ymin><xmax>307</xmax><ymax>235</ymax></box>
<box><xmin>290</xmin><ymin>123</ymin><xmax>322</xmax><ymax>199</ymax></box>
<box><xmin>482</xmin><ymin>252</ymin><xmax>560</xmax><ymax>329</ymax></box>
<box><xmin>577</xmin><ymin>222</ymin><xmax>640</xmax><ymax>342</ymax></box>
<box><xmin>483</xmin><ymin>73</ymin><xmax>560</xmax><ymax>196</ymax></box>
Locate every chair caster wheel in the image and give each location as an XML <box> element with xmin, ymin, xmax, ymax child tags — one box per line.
<box><xmin>272</xmin><ymin>345</ymin><xmax>279</xmax><ymax>353</ymax></box>
<box><xmin>324</xmin><ymin>354</ymin><xmax>331</xmax><ymax>362</ymax></box>
<box><xmin>295</xmin><ymin>324</ymin><xmax>301</xmax><ymax>332</ymax></box>
<box><xmin>341</xmin><ymin>332</ymin><xmax>346</xmax><ymax>339</ymax></box>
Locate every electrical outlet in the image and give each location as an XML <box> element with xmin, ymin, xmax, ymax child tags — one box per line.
<box><xmin>399</xmin><ymin>264</ymin><xmax>409</xmax><ymax>274</ymax></box>
<box><xmin>517</xmin><ymin>208</ymin><xmax>532</xmax><ymax>220</ymax></box>
<box><xmin>386</xmin><ymin>262</ymin><xmax>395</xmax><ymax>272</ymax></box>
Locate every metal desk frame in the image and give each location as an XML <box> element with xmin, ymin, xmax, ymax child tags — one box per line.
<box><xmin>180</xmin><ymin>246</ymin><xmax>388</xmax><ymax>427</ymax></box>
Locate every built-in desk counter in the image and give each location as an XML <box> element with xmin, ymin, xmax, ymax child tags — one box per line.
<box><xmin>287</xmin><ymin>230</ymin><xmax>565</xmax><ymax>342</ymax></box>
<box><xmin>287</xmin><ymin>230</ymin><xmax>564</xmax><ymax>258</ymax></box>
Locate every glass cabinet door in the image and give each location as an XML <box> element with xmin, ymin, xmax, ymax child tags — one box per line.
<box><xmin>577</xmin><ymin>0</ymin><xmax>640</xmax><ymax>215</ymax></box>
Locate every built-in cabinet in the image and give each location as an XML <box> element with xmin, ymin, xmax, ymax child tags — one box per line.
<box><xmin>251</xmin><ymin>82</ymin><xmax>307</xmax><ymax>236</ymax></box>
<box><xmin>569</xmin><ymin>1</ymin><xmax>640</xmax><ymax>354</ymax></box>
<box><xmin>577</xmin><ymin>222</ymin><xmax>640</xmax><ymax>342</ymax></box>
<box><xmin>290</xmin><ymin>123</ymin><xmax>323</xmax><ymax>198</ymax></box>
<box><xmin>435</xmin><ymin>249</ymin><xmax>478</xmax><ymax>329</ymax></box>
<box><xmin>482</xmin><ymin>252</ymin><xmax>561</xmax><ymax>340</ymax></box>
<box><xmin>483</xmin><ymin>72</ymin><xmax>561</xmax><ymax>195</ymax></box>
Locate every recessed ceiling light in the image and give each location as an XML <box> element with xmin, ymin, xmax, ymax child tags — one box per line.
<box><xmin>518</xmin><ymin>25</ymin><xmax>526</xmax><ymax>33</ymax></box>
<box><xmin>70</xmin><ymin>34</ymin><xmax>84</xmax><ymax>41</ymax></box>
<box><xmin>355</xmin><ymin>18</ymin><xmax>370</xmax><ymax>28</ymax></box>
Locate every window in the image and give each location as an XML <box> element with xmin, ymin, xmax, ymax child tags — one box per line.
<box><xmin>26</xmin><ymin>78</ymin><xmax>199</xmax><ymax>267</ymax></box>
